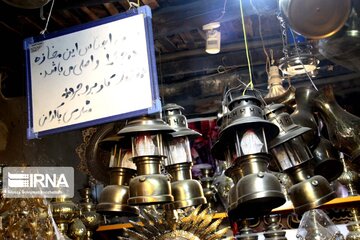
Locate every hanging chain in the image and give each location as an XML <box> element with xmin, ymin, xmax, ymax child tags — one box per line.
<box><xmin>276</xmin><ymin>12</ymin><xmax>289</xmax><ymax>58</ymax></box>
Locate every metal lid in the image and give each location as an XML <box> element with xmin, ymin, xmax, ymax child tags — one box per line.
<box><xmin>279</xmin><ymin>0</ymin><xmax>351</xmax><ymax>39</ymax></box>
<box><xmin>219</xmin><ymin>100</ymin><xmax>280</xmax><ymax>142</ymax></box>
<box><xmin>162</xmin><ymin>103</ymin><xmax>201</xmax><ymax>138</ymax></box>
<box><xmin>98</xmin><ymin>135</ymin><xmax>130</xmax><ymax>151</ymax></box>
<box><xmin>117</xmin><ymin>116</ymin><xmax>175</xmax><ymax>136</ymax></box>
<box><xmin>267</xmin><ymin>112</ymin><xmax>311</xmax><ymax>148</ymax></box>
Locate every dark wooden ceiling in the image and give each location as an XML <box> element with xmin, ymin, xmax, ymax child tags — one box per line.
<box><xmin>1</xmin><ymin>0</ymin><xmax>360</xmax><ymax>118</ymax></box>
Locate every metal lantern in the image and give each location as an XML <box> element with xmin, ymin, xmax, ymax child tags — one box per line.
<box><xmin>266</xmin><ymin>103</ymin><xmax>336</xmax><ymax>214</ymax></box>
<box><xmin>218</xmin><ymin>94</ymin><xmax>285</xmax><ymax>218</ymax></box>
<box><xmin>96</xmin><ymin>135</ymin><xmax>139</xmax><ymax>216</ymax></box>
<box><xmin>162</xmin><ymin>103</ymin><xmax>206</xmax><ymax>209</ymax></box>
<box><xmin>117</xmin><ymin>116</ymin><xmax>175</xmax><ymax>205</ymax></box>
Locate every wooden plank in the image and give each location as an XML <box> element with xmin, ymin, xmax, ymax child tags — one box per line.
<box><xmin>158</xmin><ymin>45</ymin><xmax>283</xmax><ymax>77</ymax></box>
<box><xmin>141</xmin><ymin>0</ymin><xmax>159</xmax><ymax>9</ymax></box>
<box><xmin>80</xmin><ymin>6</ymin><xmax>99</xmax><ymax>21</ymax></box>
<box><xmin>62</xmin><ymin>9</ymin><xmax>82</xmax><ymax>25</ymax></box>
<box><xmin>0</xmin><ymin>21</ymin><xmax>22</xmax><ymax>36</ymax></box>
<box><xmin>19</xmin><ymin>16</ymin><xmax>43</xmax><ymax>31</ymax></box>
<box><xmin>272</xmin><ymin>195</ymin><xmax>360</xmax><ymax>214</ymax></box>
<box><xmin>103</xmin><ymin>3</ymin><xmax>119</xmax><ymax>15</ymax></box>
<box><xmin>152</xmin><ymin>0</ymin><xmax>255</xmax><ymax>38</ymax></box>
<box><xmin>117</xmin><ymin>0</ymin><xmax>130</xmax><ymax>10</ymax></box>
<box><xmin>158</xmin><ymin>36</ymin><xmax>283</xmax><ymax>62</ymax></box>
<box><xmin>96</xmin><ymin>196</ymin><xmax>360</xmax><ymax>231</ymax></box>
<box><xmin>178</xmin><ymin>32</ymin><xmax>196</xmax><ymax>49</ymax></box>
<box><xmin>50</xmin><ymin>14</ymin><xmax>67</xmax><ymax>28</ymax></box>
<box><xmin>156</xmin><ymin>37</ymin><xmax>178</xmax><ymax>52</ymax></box>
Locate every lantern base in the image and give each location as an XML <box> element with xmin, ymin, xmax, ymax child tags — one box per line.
<box><xmin>170</xmin><ymin>179</ymin><xmax>207</xmax><ymax>209</ymax></box>
<box><xmin>288</xmin><ymin>175</ymin><xmax>336</xmax><ymax>214</ymax></box>
<box><xmin>96</xmin><ymin>185</ymin><xmax>139</xmax><ymax>216</ymax></box>
<box><xmin>128</xmin><ymin>174</ymin><xmax>174</xmax><ymax>205</ymax></box>
<box><xmin>236</xmin><ymin>172</ymin><xmax>286</xmax><ymax>218</ymax></box>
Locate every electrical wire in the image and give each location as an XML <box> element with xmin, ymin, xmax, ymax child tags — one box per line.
<box><xmin>239</xmin><ymin>0</ymin><xmax>254</xmax><ymax>95</ymax></box>
<box><xmin>289</xmin><ymin>29</ymin><xmax>319</xmax><ymax>91</ymax></box>
<box><xmin>213</xmin><ymin>0</ymin><xmax>228</xmax><ymax>22</ymax></box>
<box><xmin>250</xmin><ymin>0</ymin><xmax>271</xmax><ymax>74</ymax></box>
<box><xmin>40</xmin><ymin>0</ymin><xmax>55</xmax><ymax>35</ymax></box>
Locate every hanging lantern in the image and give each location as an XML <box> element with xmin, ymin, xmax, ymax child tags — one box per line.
<box><xmin>162</xmin><ymin>103</ymin><xmax>206</xmax><ymax>209</ymax></box>
<box><xmin>117</xmin><ymin>116</ymin><xmax>175</xmax><ymax>205</ymax></box>
<box><xmin>265</xmin><ymin>103</ymin><xmax>336</xmax><ymax>214</ymax></box>
<box><xmin>217</xmin><ymin>93</ymin><xmax>285</xmax><ymax>218</ymax></box>
<box><xmin>96</xmin><ymin>135</ymin><xmax>139</xmax><ymax>216</ymax></box>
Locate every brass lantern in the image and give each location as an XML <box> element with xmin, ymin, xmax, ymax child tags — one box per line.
<box><xmin>217</xmin><ymin>94</ymin><xmax>285</xmax><ymax>218</ymax></box>
<box><xmin>117</xmin><ymin>115</ymin><xmax>175</xmax><ymax>205</ymax></box>
<box><xmin>265</xmin><ymin>103</ymin><xmax>336</xmax><ymax>214</ymax></box>
<box><xmin>162</xmin><ymin>103</ymin><xmax>207</xmax><ymax>209</ymax></box>
<box><xmin>96</xmin><ymin>135</ymin><xmax>139</xmax><ymax>216</ymax></box>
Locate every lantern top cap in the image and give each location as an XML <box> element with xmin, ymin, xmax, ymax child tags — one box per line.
<box><xmin>162</xmin><ymin>103</ymin><xmax>184</xmax><ymax>112</ymax></box>
<box><xmin>228</xmin><ymin>95</ymin><xmax>262</xmax><ymax>111</ymax></box>
<box><xmin>98</xmin><ymin>135</ymin><xmax>131</xmax><ymax>150</ymax></box>
<box><xmin>117</xmin><ymin>116</ymin><xmax>175</xmax><ymax>136</ymax></box>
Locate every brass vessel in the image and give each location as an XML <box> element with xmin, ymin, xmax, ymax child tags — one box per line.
<box><xmin>313</xmin><ymin>86</ymin><xmax>360</xmax><ymax>166</ymax></box>
<box><xmin>51</xmin><ymin>196</ymin><xmax>78</xmax><ymax>239</ymax></box>
<box><xmin>263</xmin><ymin>214</ymin><xmax>287</xmax><ymax>240</ymax></box>
<box><xmin>162</xmin><ymin>103</ymin><xmax>206</xmax><ymax>209</ymax></box>
<box><xmin>79</xmin><ymin>187</ymin><xmax>102</xmax><ymax>239</ymax></box>
<box><xmin>128</xmin><ymin>156</ymin><xmax>173</xmax><ymax>205</ymax></box>
<box><xmin>266</xmin><ymin>103</ymin><xmax>336</xmax><ymax>214</ymax></box>
<box><xmin>166</xmin><ymin>162</ymin><xmax>206</xmax><ymax>209</ymax></box>
<box><xmin>97</xmin><ymin>167</ymin><xmax>139</xmax><ymax>216</ymax></box>
<box><xmin>290</xmin><ymin>86</ymin><xmax>319</xmax><ymax>148</ymax></box>
<box><xmin>68</xmin><ymin>218</ymin><xmax>87</xmax><ymax>240</ymax></box>
<box><xmin>311</xmin><ymin>137</ymin><xmax>343</xmax><ymax>182</ymax></box>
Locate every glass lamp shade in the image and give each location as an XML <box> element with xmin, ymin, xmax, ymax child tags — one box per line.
<box><xmin>205</xmin><ymin>29</ymin><xmax>221</xmax><ymax>54</ymax></box>
<box><xmin>98</xmin><ymin>135</ymin><xmax>136</xmax><ymax>169</ymax></box>
<box><xmin>234</xmin><ymin>128</ymin><xmax>269</xmax><ymax>157</ymax></box>
<box><xmin>117</xmin><ymin>116</ymin><xmax>175</xmax><ymax>157</ymax></box>
<box><xmin>266</xmin><ymin>103</ymin><xmax>313</xmax><ymax>171</ymax></box>
<box><xmin>296</xmin><ymin>209</ymin><xmax>344</xmax><ymax>240</ymax></box>
<box><xmin>164</xmin><ymin>136</ymin><xmax>192</xmax><ymax>166</ymax></box>
<box><xmin>219</xmin><ymin>95</ymin><xmax>279</xmax><ymax>160</ymax></box>
<box><xmin>270</xmin><ymin>135</ymin><xmax>313</xmax><ymax>171</ymax></box>
<box><xmin>131</xmin><ymin>133</ymin><xmax>165</xmax><ymax>157</ymax></box>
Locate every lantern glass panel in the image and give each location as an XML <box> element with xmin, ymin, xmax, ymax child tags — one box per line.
<box><xmin>108</xmin><ymin>144</ymin><xmax>136</xmax><ymax>169</ymax></box>
<box><xmin>165</xmin><ymin>136</ymin><xmax>192</xmax><ymax>165</ymax></box>
<box><xmin>271</xmin><ymin>136</ymin><xmax>313</xmax><ymax>171</ymax></box>
<box><xmin>131</xmin><ymin>133</ymin><xmax>164</xmax><ymax>157</ymax></box>
<box><xmin>234</xmin><ymin>128</ymin><xmax>268</xmax><ymax>157</ymax></box>
<box><xmin>224</xmin><ymin>144</ymin><xmax>237</xmax><ymax>166</ymax></box>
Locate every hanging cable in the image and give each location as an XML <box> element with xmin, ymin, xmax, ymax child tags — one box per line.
<box><xmin>250</xmin><ymin>0</ymin><xmax>270</xmax><ymax>75</ymax></box>
<box><xmin>289</xmin><ymin>29</ymin><xmax>319</xmax><ymax>91</ymax></box>
<box><xmin>213</xmin><ymin>0</ymin><xmax>228</xmax><ymax>22</ymax></box>
<box><xmin>277</xmin><ymin>13</ymin><xmax>288</xmax><ymax>58</ymax></box>
<box><xmin>40</xmin><ymin>0</ymin><xmax>55</xmax><ymax>35</ymax></box>
<box><xmin>239</xmin><ymin>0</ymin><xmax>254</xmax><ymax>95</ymax></box>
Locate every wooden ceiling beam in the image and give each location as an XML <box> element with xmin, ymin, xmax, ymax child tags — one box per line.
<box><xmin>62</xmin><ymin>9</ymin><xmax>82</xmax><ymax>25</ymax></box>
<box><xmin>103</xmin><ymin>3</ymin><xmax>119</xmax><ymax>15</ymax></box>
<box><xmin>0</xmin><ymin>21</ymin><xmax>22</xmax><ymax>36</ymax></box>
<box><xmin>157</xmin><ymin>37</ymin><xmax>283</xmax><ymax>63</ymax></box>
<box><xmin>152</xmin><ymin>0</ymin><xmax>256</xmax><ymax>38</ymax></box>
<box><xmin>80</xmin><ymin>6</ymin><xmax>100</xmax><ymax>21</ymax></box>
<box><xmin>141</xmin><ymin>0</ymin><xmax>159</xmax><ymax>9</ymax></box>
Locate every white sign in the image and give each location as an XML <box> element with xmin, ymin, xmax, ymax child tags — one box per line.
<box><xmin>24</xmin><ymin>6</ymin><xmax>160</xmax><ymax>138</ymax></box>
